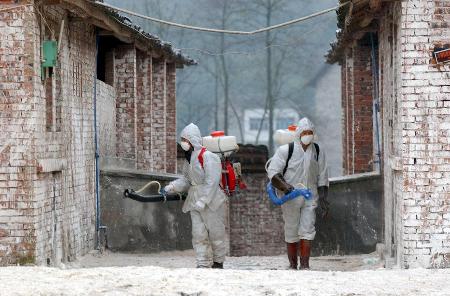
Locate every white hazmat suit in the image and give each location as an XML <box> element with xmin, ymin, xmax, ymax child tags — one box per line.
<box><xmin>165</xmin><ymin>123</ymin><xmax>227</xmax><ymax>268</ymax></box>
<box><xmin>267</xmin><ymin>118</ymin><xmax>329</xmax><ymax>243</ymax></box>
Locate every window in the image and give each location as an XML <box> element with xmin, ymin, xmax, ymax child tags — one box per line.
<box><xmin>249</xmin><ymin>118</ymin><xmax>268</xmax><ymax>131</ymax></box>
<box><xmin>72</xmin><ymin>59</ymin><xmax>83</xmax><ymax>97</ymax></box>
<box><xmin>97</xmin><ymin>37</ymin><xmax>115</xmax><ymax>86</ymax></box>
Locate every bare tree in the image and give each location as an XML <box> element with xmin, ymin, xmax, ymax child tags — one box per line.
<box><xmin>199</xmin><ymin>55</ymin><xmax>246</xmax><ymax>141</ymax></box>
<box><xmin>249</xmin><ymin>0</ymin><xmax>289</xmax><ymax>153</ymax></box>
<box><xmin>199</xmin><ymin>0</ymin><xmax>247</xmax><ymax>139</ymax></box>
<box><xmin>108</xmin><ymin>0</ymin><xmax>341</xmax><ymax>153</ymax></box>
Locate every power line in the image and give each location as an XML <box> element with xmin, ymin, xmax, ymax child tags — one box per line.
<box><xmin>178</xmin><ymin>17</ymin><xmax>333</xmax><ymax>56</ymax></box>
<box><xmin>94</xmin><ymin>1</ymin><xmax>350</xmax><ymax>35</ymax></box>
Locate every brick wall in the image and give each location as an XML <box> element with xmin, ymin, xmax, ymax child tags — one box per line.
<box><xmin>0</xmin><ymin>1</ymin><xmax>181</xmax><ymax>265</ymax></box>
<box><xmin>341</xmin><ymin>38</ymin><xmax>375</xmax><ymax>174</ymax></box>
<box><xmin>135</xmin><ymin>51</ymin><xmax>151</xmax><ymax>170</ymax></box>
<box><xmin>353</xmin><ymin>37</ymin><xmax>375</xmax><ymax>173</ymax></box>
<box><xmin>33</xmin><ymin>7</ymin><xmax>97</xmax><ymax>265</ymax></box>
<box><xmin>165</xmin><ymin>63</ymin><xmax>177</xmax><ymax>174</ymax></box>
<box><xmin>114</xmin><ymin>48</ymin><xmax>176</xmax><ymax>173</ymax></box>
<box><xmin>0</xmin><ymin>3</ymin><xmax>97</xmax><ymax>265</ymax></box>
<box><xmin>115</xmin><ymin>45</ymin><xmax>137</xmax><ymax>161</ymax></box>
<box><xmin>347</xmin><ymin>1</ymin><xmax>450</xmax><ymax>268</ymax></box>
<box><xmin>151</xmin><ymin>58</ymin><xmax>167</xmax><ymax>172</ymax></box>
<box><xmin>0</xmin><ymin>1</ymin><xmax>36</xmax><ymax>265</ymax></box>
<box><xmin>397</xmin><ymin>0</ymin><xmax>450</xmax><ymax>268</ymax></box>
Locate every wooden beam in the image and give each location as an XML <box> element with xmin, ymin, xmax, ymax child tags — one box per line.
<box><xmin>149</xmin><ymin>49</ymin><xmax>162</xmax><ymax>59</ymax></box>
<box><xmin>98</xmin><ymin>29</ymin><xmax>114</xmax><ymax>36</ymax></box>
<box><xmin>63</xmin><ymin>0</ymin><xmax>139</xmax><ymax>45</ymax></box>
<box><xmin>58</xmin><ymin>0</ymin><xmax>190</xmax><ymax>65</ymax></box>
<box><xmin>61</xmin><ymin>0</ymin><xmax>140</xmax><ymax>47</ymax></box>
<box><xmin>39</xmin><ymin>0</ymin><xmax>62</xmax><ymax>5</ymax></box>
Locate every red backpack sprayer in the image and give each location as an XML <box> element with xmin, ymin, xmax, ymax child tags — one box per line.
<box><xmin>123</xmin><ymin>131</ymin><xmax>246</xmax><ymax>203</ymax></box>
<box><xmin>202</xmin><ymin>131</ymin><xmax>246</xmax><ymax>196</ymax></box>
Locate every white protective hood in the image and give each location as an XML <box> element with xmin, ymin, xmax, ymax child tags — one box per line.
<box><xmin>294</xmin><ymin>117</ymin><xmax>315</xmax><ymax>143</ymax></box>
<box><xmin>180</xmin><ymin>123</ymin><xmax>203</xmax><ymax>150</ymax></box>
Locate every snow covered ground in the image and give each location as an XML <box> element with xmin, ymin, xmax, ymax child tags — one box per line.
<box><xmin>1</xmin><ymin>250</ymin><xmax>449</xmax><ymax>295</ymax></box>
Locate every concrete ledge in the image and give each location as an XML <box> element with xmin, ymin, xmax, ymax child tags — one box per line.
<box><xmin>330</xmin><ymin>171</ymin><xmax>380</xmax><ymax>184</ymax></box>
<box><xmin>37</xmin><ymin>158</ymin><xmax>67</xmax><ymax>173</ymax></box>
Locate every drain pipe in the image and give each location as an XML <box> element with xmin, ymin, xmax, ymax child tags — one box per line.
<box><xmin>370</xmin><ymin>32</ymin><xmax>382</xmax><ymax>172</ymax></box>
<box><xmin>94</xmin><ymin>30</ymin><xmax>106</xmax><ymax>249</ymax></box>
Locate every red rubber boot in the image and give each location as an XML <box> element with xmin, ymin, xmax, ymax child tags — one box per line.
<box><xmin>299</xmin><ymin>239</ymin><xmax>311</xmax><ymax>270</ymax></box>
<box><xmin>287</xmin><ymin>242</ymin><xmax>299</xmax><ymax>270</ymax></box>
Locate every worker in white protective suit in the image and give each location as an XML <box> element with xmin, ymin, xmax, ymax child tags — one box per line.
<box><xmin>267</xmin><ymin>118</ymin><xmax>329</xmax><ymax>270</ymax></box>
<box><xmin>164</xmin><ymin>123</ymin><xmax>227</xmax><ymax>269</ymax></box>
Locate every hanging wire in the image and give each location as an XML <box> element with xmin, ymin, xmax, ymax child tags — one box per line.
<box><xmin>34</xmin><ymin>3</ymin><xmax>56</xmax><ymax>38</ymax></box>
<box><xmin>178</xmin><ymin>17</ymin><xmax>334</xmax><ymax>57</ymax></box>
<box><xmin>94</xmin><ymin>1</ymin><xmax>351</xmax><ymax>35</ymax></box>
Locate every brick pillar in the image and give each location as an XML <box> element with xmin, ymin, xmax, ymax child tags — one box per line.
<box><xmin>342</xmin><ymin>37</ymin><xmax>374</xmax><ymax>174</ymax></box>
<box><xmin>151</xmin><ymin>58</ymin><xmax>167</xmax><ymax>173</ymax></box>
<box><xmin>115</xmin><ymin>45</ymin><xmax>137</xmax><ymax>161</ymax></box>
<box><xmin>165</xmin><ymin>63</ymin><xmax>177</xmax><ymax>173</ymax></box>
<box><xmin>353</xmin><ymin>37</ymin><xmax>375</xmax><ymax>173</ymax></box>
<box><xmin>135</xmin><ymin>51</ymin><xmax>152</xmax><ymax>170</ymax></box>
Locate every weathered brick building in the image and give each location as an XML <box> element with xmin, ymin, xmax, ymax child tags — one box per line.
<box><xmin>0</xmin><ymin>0</ymin><xmax>193</xmax><ymax>265</ymax></box>
<box><xmin>328</xmin><ymin>0</ymin><xmax>450</xmax><ymax>268</ymax></box>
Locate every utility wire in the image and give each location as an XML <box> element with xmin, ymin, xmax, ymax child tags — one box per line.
<box><xmin>35</xmin><ymin>4</ymin><xmax>56</xmax><ymax>38</ymax></box>
<box><xmin>178</xmin><ymin>17</ymin><xmax>333</xmax><ymax>56</ymax></box>
<box><xmin>94</xmin><ymin>1</ymin><xmax>350</xmax><ymax>35</ymax></box>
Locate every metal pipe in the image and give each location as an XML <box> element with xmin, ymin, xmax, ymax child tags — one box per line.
<box><xmin>370</xmin><ymin>32</ymin><xmax>382</xmax><ymax>172</ymax></box>
<box><xmin>93</xmin><ymin>30</ymin><xmax>104</xmax><ymax>249</ymax></box>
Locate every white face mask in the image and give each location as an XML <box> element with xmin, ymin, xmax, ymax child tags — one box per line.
<box><xmin>300</xmin><ymin>135</ymin><xmax>314</xmax><ymax>145</ymax></box>
<box><xmin>180</xmin><ymin>141</ymin><xmax>191</xmax><ymax>151</ymax></box>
